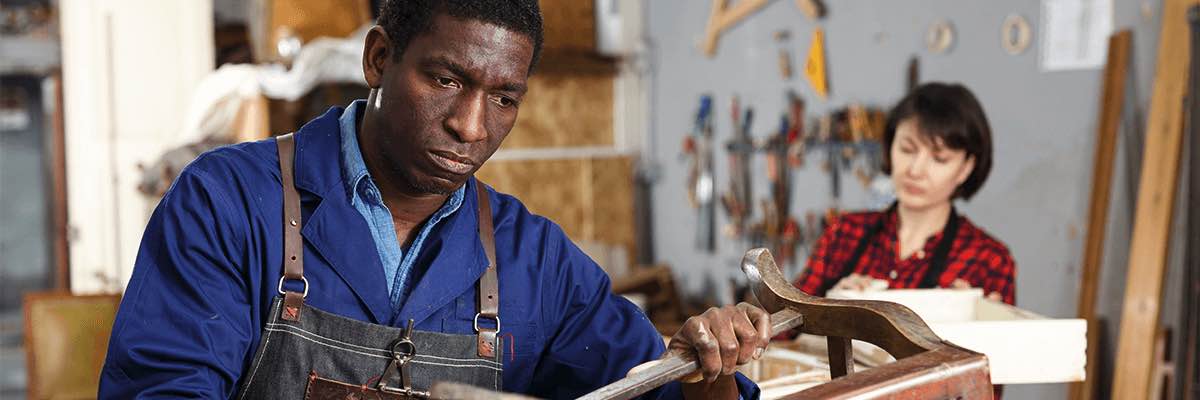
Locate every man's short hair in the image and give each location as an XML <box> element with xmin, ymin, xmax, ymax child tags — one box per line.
<box><xmin>881</xmin><ymin>82</ymin><xmax>994</xmax><ymax>200</ymax></box>
<box><xmin>377</xmin><ymin>0</ymin><xmax>544</xmax><ymax>74</ymax></box>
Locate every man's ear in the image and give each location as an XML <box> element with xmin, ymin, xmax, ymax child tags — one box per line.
<box><xmin>362</xmin><ymin>26</ymin><xmax>391</xmax><ymax>89</ymax></box>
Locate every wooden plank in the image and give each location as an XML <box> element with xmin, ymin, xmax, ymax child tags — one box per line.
<box><xmin>1180</xmin><ymin>5</ymin><xmax>1200</xmax><ymax>398</ymax></box>
<box><xmin>48</xmin><ymin>73</ymin><xmax>70</xmax><ymax>290</ymax></box>
<box><xmin>1112</xmin><ymin>0</ymin><xmax>1198</xmax><ymax>397</ymax></box>
<box><xmin>1070</xmin><ymin>29</ymin><xmax>1131</xmax><ymax>400</ymax></box>
<box><xmin>828</xmin><ymin>288</ymin><xmax>981</xmax><ymax>322</ymax></box>
<box><xmin>830</xmin><ymin>289</ymin><xmax>1086</xmax><ymax>384</ymax></box>
<box><xmin>932</xmin><ymin>319</ymin><xmax>1087</xmax><ymax>384</ymax></box>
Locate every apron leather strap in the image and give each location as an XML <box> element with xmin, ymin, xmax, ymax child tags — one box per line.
<box><xmin>918</xmin><ymin>207</ymin><xmax>960</xmax><ymax>288</ymax></box>
<box><xmin>475</xmin><ymin>178</ymin><xmax>500</xmax><ymax>358</ymax></box>
<box><xmin>277</xmin><ymin>133</ymin><xmax>307</xmax><ymax>322</ymax></box>
<box><xmin>819</xmin><ymin>205</ymin><xmax>891</xmax><ymax>295</ymax></box>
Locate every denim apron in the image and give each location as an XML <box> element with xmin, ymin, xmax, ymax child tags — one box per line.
<box><xmin>235</xmin><ymin>134</ymin><xmax>502</xmax><ymax>399</ymax></box>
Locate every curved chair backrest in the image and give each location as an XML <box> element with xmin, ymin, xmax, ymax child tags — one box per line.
<box><xmin>741</xmin><ymin>248</ymin><xmax>993</xmax><ymax>399</ymax></box>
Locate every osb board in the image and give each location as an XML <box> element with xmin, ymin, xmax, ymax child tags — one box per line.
<box><xmin>503</xmin><ymin>72</ymin><xmax>615</xmax><ymax>149</ymax></box>
<box><xmin>475</xmin><ymin>156</ymin><xmax>635</xmax><ymax>263</ymax></box>
<box><xmin>538</xmin><ymin>0</ymin><xmax>596</xmax><ymax>53</ymax></box>
<box><xmin>585</xmin><ymin>156</ymin><xmax>635</xmax><ymax>252</ymax></box>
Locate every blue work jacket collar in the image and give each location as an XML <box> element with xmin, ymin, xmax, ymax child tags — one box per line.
<box><xmin>289</xmin><ymin>107</ymin><xmax>491</xmax><ymax>327</ymax></box>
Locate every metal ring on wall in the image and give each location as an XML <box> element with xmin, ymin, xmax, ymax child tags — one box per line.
<box><xmin>1001</xmin><ymin>14</ymin><xmax>1032</xmax><ymax>55</ymax></box>
<box><xmin>925</xmin><ymin>20</ymin><xmax>955</xmax><ymax>54</ymax></box>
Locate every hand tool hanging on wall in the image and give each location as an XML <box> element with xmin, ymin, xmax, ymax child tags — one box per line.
<box><xmin>1001</xmin><ymin>14</ymin><xmax>1033</xmax><ymax>55</ymax></box>
<box><xmin>701</xmin><ymin>0</ymin><xmax>771</xmax><ymax>57</ymax></box>
<box><xmin>750</xmin><ymin>97</ymin><xmax>803</xmax><ymax>266</ymax></box>
<box><xmin>722</xmin><ymin>96</ymin><xmax>755</xmax><ymax>238</ymax></box>
<box><xmin>807</xmin><ymin>104</ymin><xmax>886</xmax><ymax>207</ymax></box>
<box><xmin>775</xmin><ymin>31</ymin><xmax>794</xmax><ymax>80</ymax></box>
<box><xmin>785</xmin><ymin>90</ymin><xmax>807</xmax><ymax>168</ymax></box>
<box><xmin>907</xmin><ymin>56</ymin><xmax>920</xmax><ymax>92</ymax></box>
<box><xmin>795</xmin><ymin>0</ymin><xmax>826</xmax><ymax>20</ymax></box>
<box><xmin>925</xmin><ymin>19</ymin><xmax>955</xmax><ymax>55</ymax></box>
<box><xmin>683</xmin><ymin>95</ymin><xmax>717</xmax><ymax>252</ymax></box>
<box><xmin>804</xmin><ymin>28</ymin><xmax>830</xmax><ymax>99</ymax></box>
<box><xmin>848</xmin><ymin>103</ymin><xmax>884</xmax><ymax>187</ymax></box>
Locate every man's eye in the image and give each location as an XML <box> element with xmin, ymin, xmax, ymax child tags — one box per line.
<box><xmin>435</xmin><ymin>76</ymin><xmax>459</xmax><ymax>88</ymax></box>
<box><xmin>491</xmin><ymin>96</ymin><xmax>516</xmax><ymax>108</ymax></box>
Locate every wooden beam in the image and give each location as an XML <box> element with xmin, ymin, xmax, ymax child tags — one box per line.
<box><xmin>48</xmin><ymin>72</ymin><xmax>71</xmax><ymax>291</ymax></box>
<box><xmin>1070</xmin><ymin>29</ymin><xmax>1131</xmax><ymax>400</ymax></box>
<box><xmin>1112</xmin><ymin>0</ymin><xmax>1198</xmax><ymax>398</ymax></box>
<box><xmin>1176</xmin><ymin>5</ymin><xmax>1200</xmax><ymax>398</ymax></box>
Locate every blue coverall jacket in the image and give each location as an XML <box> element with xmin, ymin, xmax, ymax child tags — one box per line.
<box><xmin>98</xmin><ymin>106</ymin><xmax>757</xmax><ymax>399</ymax></box>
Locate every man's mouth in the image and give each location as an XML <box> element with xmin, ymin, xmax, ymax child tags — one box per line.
<box><xmin>429</xmin><ymin>150</ymin><xmax>476</xmax><ymax>175</ymax></box>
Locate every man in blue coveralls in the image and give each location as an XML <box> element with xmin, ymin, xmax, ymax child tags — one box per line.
<box><xmin>100</xmin><ymin>1</ymin><xmax>772</xmax><ymax>398</ymax></box>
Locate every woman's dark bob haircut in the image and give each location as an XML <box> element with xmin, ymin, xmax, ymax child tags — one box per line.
<box><xmin>882</xmin><ymin>82</ymin><xmax>993</xmax><ymax>200</ymax></box>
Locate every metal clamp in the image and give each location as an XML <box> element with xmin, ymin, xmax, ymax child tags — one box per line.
<box><xmin>277</xmin><ymin>276</ymin><xmax>309</xmax><ymax>298</ymax></box>
<box><xmin>474</xmin><ymin>313</ymin><xmax>500</xmax><ymax>333</ymax></box>
<box><xmin>379</xmin><ymin>319</ymin><xmax>430</xmax><ymax>397</ymax></box>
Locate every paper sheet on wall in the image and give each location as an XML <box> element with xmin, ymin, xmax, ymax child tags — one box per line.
<box><xmin>1039</xmin><ymin>0</ymin><xmax>1114</xmax><ymax>71</ymax></box>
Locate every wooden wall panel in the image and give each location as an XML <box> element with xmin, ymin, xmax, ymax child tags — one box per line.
<box><xmin>585</xmin><ymin>156</ymin><xmax>636</xmax><ymax>257</ymax></box>
<box><xmin>476</xmin><ymin>158</ymin><xmax>586</xmax><ymax>240</ymax></box>
<box><xmin>475</xmin><ymin>156</ymin><xmax>635</xmax><ymax>265</ymax></box>
<box><xmin>538</xmin><ymin>0</ymin><xmax>596</xmax><ymax>54</ymax></box>
<box><xmin>503</xmin><ymin>73</ymin><xmax>615</xmax><ymax>149</ymax></box>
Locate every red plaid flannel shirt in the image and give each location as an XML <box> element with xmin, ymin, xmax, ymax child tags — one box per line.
<box><xmin>793</xmin><ymin>209</ymin><xmax>1016</xmax><ymax>305</ymax></box>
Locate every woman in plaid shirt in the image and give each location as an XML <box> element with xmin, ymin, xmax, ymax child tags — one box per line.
<box><xmin>793</xmin><ymin>82</ymin><xmax>1016</xmax><ymax>305</ymax></box>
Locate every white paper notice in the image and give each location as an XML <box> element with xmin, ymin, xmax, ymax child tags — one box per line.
<box><xmin>1039</xmin><ymin>0</ymin><xmax>1114</xmax><ymax>71</ymax></box>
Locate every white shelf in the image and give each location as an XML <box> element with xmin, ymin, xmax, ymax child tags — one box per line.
<box><xmin>0</xmin><ymin>35</ymin><xmax>60</xmax><ymax>74</ymax></box>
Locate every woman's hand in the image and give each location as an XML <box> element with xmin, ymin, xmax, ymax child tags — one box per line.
<box><xmin>832</xmin><ymin>273</ymin><xmax>887</xmax><ymax>291</ymax></box>
<box><xmin>950</xmin><ymin>278</ymin><xmax>1003</xmax><ymax>301</ymax></box>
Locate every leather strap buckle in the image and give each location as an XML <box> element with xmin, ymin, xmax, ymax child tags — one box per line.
<box><xmin>473</xmin><ymin>313</ymin><xmax>500</xmax><ymax>333</ymax></box>
<box><xmin>277</xmin><ymin>276</ymin><xmax>309</xmax><ymax>298</ymax></box>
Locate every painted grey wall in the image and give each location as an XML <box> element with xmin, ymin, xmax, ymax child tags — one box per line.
<box><xmin>644</xmin><ymin>1</ymin><xmax>1178</xmax><ymax>398</ymax></box>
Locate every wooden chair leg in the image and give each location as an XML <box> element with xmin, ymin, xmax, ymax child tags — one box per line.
<box><xmin>828</xmin><ymin>336</ymin><xmax>854</xmax><ymax>378</ymax></box>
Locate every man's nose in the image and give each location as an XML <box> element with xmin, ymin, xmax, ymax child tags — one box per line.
<box><xmin>445</xmin><ymin>94</ymin><xmax>489</xmax><ymax>143</ymax></box>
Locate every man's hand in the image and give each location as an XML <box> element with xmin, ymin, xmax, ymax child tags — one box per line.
<box><xmin>667</xmin><ymin>302</ymin><xmax>771</xmax><ymax>399</ymax></box>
